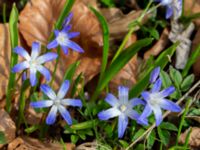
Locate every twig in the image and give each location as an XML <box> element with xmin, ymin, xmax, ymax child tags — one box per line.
<box><xmin>126</xmin><ymin>80</ymin><xmax>200</xmax><ymax>150</ymax></box>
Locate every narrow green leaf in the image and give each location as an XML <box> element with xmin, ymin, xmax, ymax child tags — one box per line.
<box><xmin>130</xmin><ymin>42</ymin><xmax>179</xmax><ymax>98</ymax></box>
<box><xmin>132</xmin><ymin>128</ymin><xmax>146</xmax><ymax>141</ymax></box>
<box><xmin>0</xmin><ymin>131</ymin><xmax>6</xmax><ymax>144</ymax></box>
<box><xmin>71</xmin><ymin>120</ymin><xmax>97</xmax><ymax>130</ymax></box>
<box><xmin>90</xmin><ymin>7</ymin><xmax>109</xmax><ymax>85</ymax></box>
<box><xmin>98</xmin><ymin>38</ymin><xmax>152</xmax><ymax>91</ymax></box>
<box><xmin>63</xmin><ymin>61</ymin><xmax>80</xmax><ymax>82</ymax></box>
<box><xmin>169</xmin><ymin>66</ymin><xmax>182</xmax><ymax>88</ymax></box>
<box><xmin>160</xmin><ymin>122</ymin><xmax>178</xmax><ymax>131</ymax></box>
<box><xmin>25</xmin><ymin>125</ymin><xmax>40</xmax><ymax>133</ymax></box>
<box><xmin>160</xmin><ymin>70</ymin><xmax>172</xmax><ymax>88</ymax></box>
<box><xmin>157</xmin><ymin>127</ymin><xmax>170</xmax><ymax>146</ymax></box>
<box><xmin>182</xmin><ymin>44</ymin><xmax>200</xmax><ymax>77</ymax></box>
<box><xmin>181</xmin><ymin>74</ymin><xmax>194</xmax><ymax>92</ymax></box>
<box><xmin>70</xmin><ymin>135</ymin><xmax>79</xmax><ymax>144</ymax></box>
<box><xmin>147</xmin><ymin>130</ymin><xmax>156</xmax><ymax>149</ymax></box>
<box><xmin>6</xmin><ymin>4</ymin><xmax>19</xmax><ymax>112</ymax></box>
<box><xmin>119</xmin><ymin>140</ymin><xmax>129</xmax><ymax>148</ymax></box>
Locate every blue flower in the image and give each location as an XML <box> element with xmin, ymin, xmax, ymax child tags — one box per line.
<box><xmin>30</xmin><ymin>80</ymin><xmax>82</xmax><ymax>125</ymax></box>
<box><xmin>12</xmin><ymin>42</ymin><xmax>58</xmax><ymax>86</ymax></box>
<box><xmin>138</xmin><ymin>68</ymin><xmax>182</xmax><ymax>126</ymax></box>
<box><xmin>98</xmin><ymin>86</ymin><xmax>145</xmax><ymax>138</ymax></box>
<box><xmin>47</xmin><ymin>13</ymin><xmax>84</xmax><ymax>54</ymax></box>
<box><xmin>150</xmin><ymin>66</ymin><xmax>160</xmax><ymax>83</ymax></box>
<box><xmin>155</xmin><ymin>0</ymin><xmax>182</xmax><ymax>19</ymax></box>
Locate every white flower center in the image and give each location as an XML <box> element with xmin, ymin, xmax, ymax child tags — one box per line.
<box><xmin>119</xmin><ymin>105</ymin><xmax>127</xmax><ymax>112</ymax></box>
<box><xmin>29</xmin><ymin>60</ymin><xmax>38</xmax><ymax>68</ymax></box>
<box><xmin>56</xmin><ymin>33</ymin><xmax>68</xmax><ymax>45</ymax></box>
<box><xmin>149</xmin><ymin>93</ymin><xmax>162</xmax><ymax>107</ymax></box>
<box><xmin>53</xmin><ymin>99</ymin><xmax>61</xmax><ymax>106</ymax></box>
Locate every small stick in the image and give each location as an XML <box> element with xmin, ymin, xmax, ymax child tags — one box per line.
<box><xmin>126</xmin><ymin>80</ymin><xmax>200</xmax><ymax>150</ymax></box>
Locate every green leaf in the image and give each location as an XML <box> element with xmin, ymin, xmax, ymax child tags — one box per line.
<box><xmin>157</xmin><ymin>127</ymin><xmax>170</xmax><ymax>146</ymax></box>
<box><xmin>160</xmin><ymin>70</ymin><xmax>172</xmax><ymax>88</ymax></box>
<box><xmin>182</xmin><ymin>44</ymin><xmax>200</xmax><ymax>77</ymax></box>
<box><xmin>63</xmin><ymin>61</ymin><xmax>80</xmax><ymax>82</ymax></box>
<box><xmin>93</xmin><ymin>38</ymin><xmax>152</xmax><ymax>100</ymax></box>
<box><xmin>130</xmin><ymin>42</ymin><xmax>179</xmax><ymax>98</ymax></box>
<box><xmin>6</xmin><ymin>4</ymin><xmax>19</xmax><ymax>112</ymax></box>
<box><xmin>100</xmin><ymin>0</ymin><xmax>115</xmax><ymax>7</ymax></box>
<box><xmin>160</xmin><ymin>122</ymin><xmax>178</xmax><ymax>131</ymax></box>
<box><xmin>25</xmin><ymin>125</ymin><xmax>40</xmax><ymax>133</ymax></box>
<box><xmin>132</xmin><ymin>128</ymin><xmax>146</xmax><ymax>141</ymax></box>
<box><xmin>147</xmin><ymin>130</ymin><xmax>156</xmax><ymax>149</ymax></box>
<box><xmin>0</xmin><ymin>131</ymin><xmax>6</xmax><ymax>144</ymax></box>
<box><xmin>119</xmin><ymin>140</ymin><xmax>129</xmax><ymax>148</ymax></box>
<box><xmin>71</xmin><ymin>120</ymin><xmax>97</xmax><ymax>130</ymax></box>
<box><xmin>181</xmin><ymin>74</ymin><xmax>194</xmax><ymax>92</ymax></box>
<box><xmin>70</xmin><ymin>135</ymin><xmax>79</xmax><ymax>144</ymax></box>
<box><xmin>148</xmin><ymin>28</ymin><xmax>160</xmax><ymax>40</ymax></box>
<box><xmin>90</xmin><ymin>7</ymin><xmax>109</xmax><ymax>87</ymax></box>
<box><xmin>169</xmin><ymin>66</ymin><xmax>182</xmax><ymax>88</ymax></box>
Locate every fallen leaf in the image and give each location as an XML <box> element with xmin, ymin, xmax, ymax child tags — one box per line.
<box><xmin>191</xmin><ymin>28</ymin><xmax>200</xmax><ymax>78</ymax></box>
<box><xmin>179</xmin><ymin>127</ymin><xmax>200</xmax><ymax>148</ymax></box>
<box><xmin>7</xmin><ymin>136</ymin><xmax>75</xmax><ymax>150</ymax></box>
<box><xmin>144</xmin><ymin>28</ymin><xmax>169</xmax><ymax>60</ymax></box>
<box><xmin>184</xmin><ymin>0</ymin><xmax>200</xmax><ymax>26</ymax></box>
<box><xmin>0</xmin><ymin>109</ymin><xmax>16</xmax><ymax>149</ymax></box>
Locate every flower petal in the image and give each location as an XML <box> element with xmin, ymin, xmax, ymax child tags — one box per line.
<box><xmin>14</xmin><ymin>46</ymin><xmax>30</xmax><ymax>60</ymax></box>
<box><xmin>61</xmin><ymin>99</ymin><xmax>82</xmax><ymax>107</ymax></box>
<box><xmin>58</xmin><ymin>105</ymin><xmax>72</xmax><ymax>125</ymax></box>
<box><xmin>152</xmin><ymin>106</ymin><xmax>163</xmax><ymax>126</ymax></box>
<box><xmin>141</xmin><ymin>91</ymin><xmax>150</xmax><ymax>101</ymax></box>
<box><xmin>66</xmin><ymin>40</ymin><xmax>84</xmax><ymax>53</ymax></box>
<box><xmin>98</xmin><ymin>108</ymin><xmax>121</xmax><ymax>120</ymax></box>
<box><xmin>31</xmin><ymin>42</ymin><xmax>40</xmax><ymax>59</ymax></box>
<box><xmin>40</xmin><ymin>84</ymin><xmax>56</xmax><ymax>99</ymax></box>
<box><xmin>36</xmin><ymin>65</ymin><xmax>51</xmax><ymax>81</ymax></box>
<box><xmin>160</xmin><ymin>99</ymin><xmax>181</xmax><ymax>112</ymax></box>
<box><xmin>151</xmin><ymin>78</ymin><xmax>162</xmax><ymax>93</ymax></box>
<box><xmin>12</xmin><ymin>61</ymin><xmax>29</xmax><ymax>73</ymax></box>
<box><xmin>159</xmin><ymin>86</ymin><xmax>175</xmax><ymax>97</ymax></box>
<box><xmin>57</xmin><ymin>80</ymin><xmax>70</xmax><ymax>99</ymax></box>
<box><xmin>166</xmin><ymin>5</ymin><xmax>173</xmax><ymax>19</ymax></box>
<box><xmin>68</xmin><ymin>32</ymin><xmax>80</xmax><ymax>39</ymax></box>
<box><xmin>129</xmin><ymin>98</ymin><xmax>145</xmax><ymax>107</ymax></box>
<box><xmin>62</xmin><ymin>12</ymin><xmax>73</xmax><ymax>27</ymax></box>
<box><xmin>126</xmin><ymin>109</ymin><xmax>139</xmax><ymax>120</ymax></box>
<box><xmin>54</xmin><ymin>30</ymin><xmax>59</xmax><ymax>36</ymax></box>
<box><xmin>61</xmin><ymin>46</ymin><xmax>69</xmax><ymax>54</ymax></box>
<box><xmin>37</xmin><ymin>52</ymin><xmax>58</xmax><ymax>64</ymax></box>
<box><xmin>30</xmin><ymin>100</ymin><xmax>53</xmax><ymax>108</ymax></box>
<box><xmin>137</xmin><ymin>104</ymin><xmax>152</xmax><ymax>125</ymax></box>
<box><xmin>46</xmin><ymin>105</ymin><xmax>58</xmax><ymax>125</ymax></box>
<box><xmin>30</xmin><ymin>68</ymin><xmax>37</xmax><ymax>86</ymax></box>
<box><xmin>118</xmin><ymin>86</ymin><xmax>129</xmax><ymax>103</ymax></box>
<box><xmin>150</xmin><ymin>67</ymin><xmax>160</xmax><ymax>83</ymax></box>
<box><xmin>105</xmin><ymin>93</ymin><xmax>118</xmax><ymax>107</ymax></box>
<box><xmin>62</xmin><ymin>24</ymin><xmax>72</xmax><ymax>33</ymax></box>
<box><xmin>47</xmin><ymin>40</ymin><xmax>59</xmax><ymax>49</ymax></box>
<box><xmin>118</xmin><ymin>115</ymin><xmax>128</xmax><ymax>138</ymax></box>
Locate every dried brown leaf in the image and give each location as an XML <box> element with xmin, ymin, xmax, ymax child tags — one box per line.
<box><xmin>0</xmin><ymin>109</ymin><xmax>16</xmax><ymax>148</ymax></box>
<box><xmin>144</xmin><ymin>28</ymin><xmax>169</xmax><ymax>60</ymax></box>
<box><xmin>179</xmin><ymin>127</ymin><xmax>200</xmax><ymax>148</ymax></box>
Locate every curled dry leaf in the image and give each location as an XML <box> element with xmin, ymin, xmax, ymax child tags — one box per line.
<box><xmin>7</xmin><ymin>136</ymin><xmax>75</xmax><ymax>150</ymax></box>
<box><xmin>19</xmin><ymin>0</ymin><xmax>103</xmax><ymax>88</ymax></box>
<box><xmin>144</xmin><ymin>28</ymin><xmax>169</xmax><ymax>60</ymax></box>
<box><xmin>0</xmin><ymin>109</ymin><xmax>16</xmax><ymax>149</ymax></box>
<box><xmin>179</xmin><ymin>127</ymin><xmax>200</xmax><ymax>148</ymax></box>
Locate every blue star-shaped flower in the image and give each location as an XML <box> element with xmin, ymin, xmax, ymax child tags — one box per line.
<box><xmin>30</xmin><ymin>80</ymin><xmax>82</xmax><ymax>125</ymax></box>
<box><xmin>155</xmin><ymin>0</ymin><xmax>182</xmax><ymax>19</ymax></box>
<box><xmin>98</xmin><ymin>86</ymin><xmax>144</xmax><ymax>138</ymax></box>
<box><xmin>12</xmin><ymin>42</ymin><xmax>58</xmax><ymax>86</ymax></box>
<box><xmin>47</xmin><ymin>13</ymin><xmax>84</xmax><ymax>54</ymax></box>
<box><xmin>138</xmin><ymin>67</ymin><xmax>182</xmax><ymax>126</ymax></box>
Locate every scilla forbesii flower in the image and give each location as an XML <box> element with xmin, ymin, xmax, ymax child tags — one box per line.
<box><xmin>137</xmin><ymin>67</ymin><xmax>182</xmax><ymax>126</ymax></box>
<box><xmin>47</xmin><ymin>13</ymin><xmax>84</xmax><ymax>54</ymax></box>
<box><xmin>155</xmin><ymin>0</ymin><xmax>182</xmax><ymax>19</ymax></box>
<box><xmin>12</xmin><ymin>42</ymin><xmax>57</xmax><ymax>86</ymax></box>
<box><xmin>30</xmin><ymin>80</ymin><xmax>82</xmax><ymax>125</ymax></box>
<box><xmin>98</xmin><ymin>86</ymin><xmax>144</xmax><ymax>138</ymax></box>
